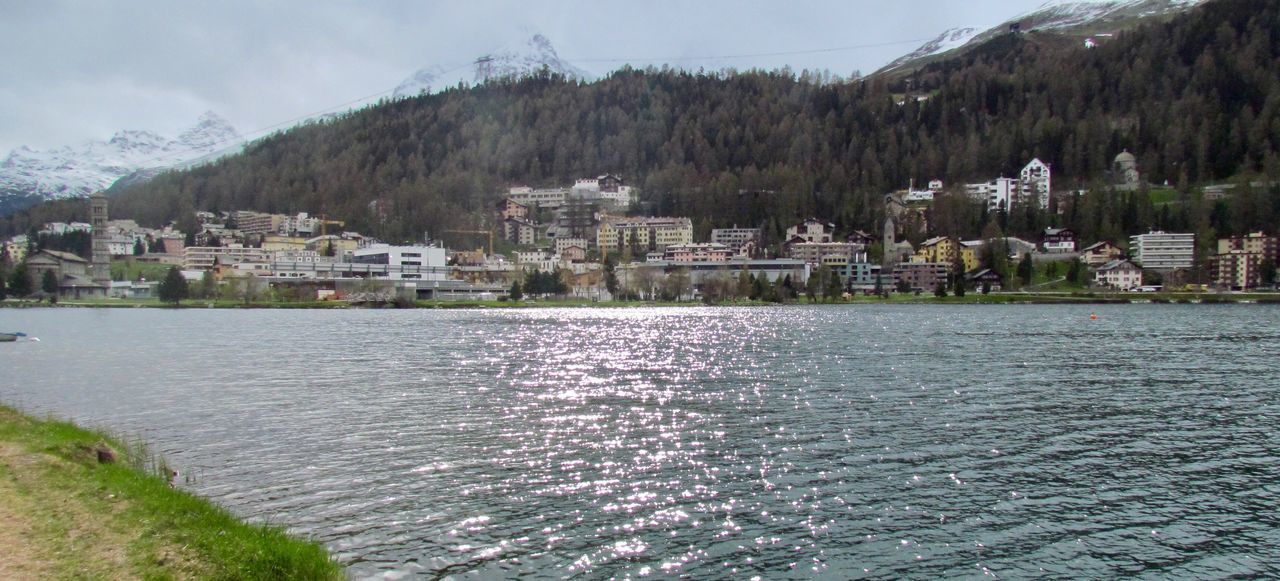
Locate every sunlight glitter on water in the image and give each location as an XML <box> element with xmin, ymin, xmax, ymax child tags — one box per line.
<box><xmin>3</xmin><ymin>306</ymin><xmax>1280</xmax><ymax>578</ymax></box>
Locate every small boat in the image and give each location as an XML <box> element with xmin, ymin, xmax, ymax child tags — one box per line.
<box><xmin>0</xmin><ymin>332</ymin><xmax>28</xmax><ymax>342</ymax></box>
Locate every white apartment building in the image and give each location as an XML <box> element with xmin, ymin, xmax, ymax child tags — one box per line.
<box><xmin>351</xmin><ymin>244</ymin><xmax>448</xmax><ymax>280</ymax></box>
<box><xmin>966</xmin><ymin>178</ymin><xmax>1019</xmax><ymax>211</ymax></box>
<box><xmin>1020</xmin><ymin>158</ymin><xmax>1051</xmax><ymax>210</ymax></box>
<box><xmin>1129</xmin><ymin>231</ymin><xmax>1195</xmax><ymax>270</ymax></box>
<box><xmin>555</xmin><ymin>237</ymin><xmax>588</xmax><ymax>256</ymax></box>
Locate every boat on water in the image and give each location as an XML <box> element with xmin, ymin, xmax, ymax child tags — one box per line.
<box><xmin>0</xmin><ymin>332</ymin><xmax>27</xmax><ymax>342</ymax></box>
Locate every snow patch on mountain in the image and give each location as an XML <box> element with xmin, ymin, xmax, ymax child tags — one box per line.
<box><xmin>0</xmin><ymin>111</ymin><xmax>241</xmax><ymax>206</ymax></box>
<box><xmin>877</xmin><ymin>0</ymin><xmax>1207</xmax><ymax>75</ymax></box>
<box><xmin>879</xmin><ymin>27</ymin><xmax>987</xmax><ymax>73</ymax></box>
<box><xmin>393</xmin><ymin>34</ymin><xmax>592</xmax><ymax>98</ymax></box>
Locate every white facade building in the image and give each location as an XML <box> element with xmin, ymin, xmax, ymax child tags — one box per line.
<box><xmin>1129</xmin><ymin>231</ymin><xmax>1195</xmax><ymax>270</ymax></box>
<box><xmin>1095</xmin><ymin>259</ymin><xmax>1143</xmax><ymax>290</ymax></box>
<box><xmin>966</xmin><ymin>178</ymin><xmax>1019</xmax><ymax>211</ymax></box>
<box><xmin>352</xmin><ymin>244</ymin><xmax>448</xmax><ymax>280</ymax></box>
<box><xmin>1019</xmin><ymin>158</ymin><xmax>1051</xmax><ymax>210</ymax></box>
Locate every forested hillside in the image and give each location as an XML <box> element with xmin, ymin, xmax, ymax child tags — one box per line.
<box><xmin>4</xmin><ymin>0</ymin><xmax>1277</xmax><ymax>245</ymax></box>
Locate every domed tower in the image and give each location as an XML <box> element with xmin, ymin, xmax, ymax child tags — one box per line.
<box><xmin>1114</xmin><ymin>150</ymin><xmax>1139</xmax><ymax>186</ymax></box>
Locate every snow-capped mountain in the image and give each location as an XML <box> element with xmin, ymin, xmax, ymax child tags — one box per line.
<box><xmin>877</xmin><ymin>0</ymin><xmax>1207</xmax><ymax>75</ymax></box>
<box><xmin>878</xmin><ymin>27</ymin><xmax>987</xmax><ymax>74</ymax></box>
<box><xmin>0</xmin><ymin>111</ymin><xmax>241</xmax><ymax>213</ymax></box>
<box><xmin>393</xmin><ymin>34</ymin><xmax>592</xmax><ymax>98</ymax></box>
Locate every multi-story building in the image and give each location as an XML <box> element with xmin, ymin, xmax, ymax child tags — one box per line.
<box><xmin>785</xmin><ymin>219</ymin><xmax>835</xmax><ymax>243</ymax></box>
<box><xmin>1042</xmin><ymin>227</ymin><xmax>1077</xmax><ymax>253</ymax></box>
<box><xmin>506</xmin><ymin>186</ymin><xmax>570</xmax><ymax>208</ymax></box>
<box><xmin>597</xmin><ymin>216</ymin><xmax>693</xmax><ymax>256</ymax></box>
<box><xmin>2</xmin><ymin>235</ymin><xmax>29</xmax><ymax>264</ymax></box>
<box><xmin>663</xmin><ymin>243</ymin><xmax>733</xmax><ymax>263</ymax></box>
<box><xmin>555</xmin><ymin>238</ymin><xmax>589</xmax><ymax>256</ymax></box>
<box><xmin>710</xmin><ymin>227</ymin><xmax>762</xmax><ymax>251</ymax></box>
<box><xmin>496</xmin><ymin>198</ymin><xmax>530</xmax><ymax>221</ymax></box>
<box><xmin>1079</xmin><ymin>241</ymin><xmax>1124</xmax><ymax>268</ymax></box>
<box><xmin>183</xmin><ymin>245</ymin><xmax>271</xmax><ymax>270</ymax></box>
<box><xmin>786</xmin><ymin>242</ymin><xmax>864</xmax><ymax>267</ymax></box>
<box><xmin>966</xmin><ymin>178</ymin><xmax>1019</xmax><ymax>211</ymax></box>
<box><xmin>893</xmin><ymin>262</ymin><xmax>949</xmax><ymax>292</ymax></box>
<box><xmin>503</xmin><ymin>217</ymin><xmax>538</xmax><ymax>246</ymax></box>
<box><xmin>1095</xmin><ymin>259</ymin><xmax>1143</xmax><ymax>290</ymax></box>
<box><xmin>1129</xmin><ymin>231</ymin><xmax>1195</xmax><ymax>270</ymax></box>
<box><xmin>1210</xmin><ymin>232</ymin><xmax>1277</xmax><ymax>289</ymax></box>
<box><xmin>235</xmin><ymin>211</ymin><xmax>287</xmax><ymax>235</ymax></box>
<box><xmin>911</xmin><ymin>237</ymin><xmax>979</xmax><ymax>273</ymax></box>
<box><xmin>1020</xmin><ymin>158</ymin><xmax>1051</xmax><ymax>210</ymax></box>
<box><xmin>351</xmin><ymin>244</ymin><xmax>447</xmax><ymax>280</ymax></box>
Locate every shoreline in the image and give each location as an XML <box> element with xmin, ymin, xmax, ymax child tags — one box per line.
<box><xmin>3</xmin><ymin>292</ymin><xmax>1278</xmax><ymax>309</ymax></box>
<box><xmin>0</xmin><ymin>404</ymin><xmax>341</xmax><ymax>579</ymax></box>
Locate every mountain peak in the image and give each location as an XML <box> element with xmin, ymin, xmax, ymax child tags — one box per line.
<box><xmin>0</xmin><ymin>111</ymin><xmax>242</xmax><ymax>212</ymax></box>
<box><xmin>393</xmin><ymin>33</ymin><xmax>591</xmax><ymax>99</ymax></box>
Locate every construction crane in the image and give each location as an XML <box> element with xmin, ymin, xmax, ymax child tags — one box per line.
<box><xmin>443</xmin><ymin>229</ymin><xmax>495</xmax><ymax>256</ymax></box>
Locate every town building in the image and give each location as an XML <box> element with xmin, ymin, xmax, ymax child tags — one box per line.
<box><xmin>966</xmin><ymin>178</ymin><xmax>1019</xmax><ymax>211</ymax></box>
<box><xmin>1129</xmin><ymin>231</ymin><xmax>1195</xmax><ymax>270</ymax></box>
<box><xmin>663</xmin><ymin>243</ymin><xmax>733</xmax><ymax>263</ymax></box>
<box><xmin>911</xmin><ymin>237</ymin><xmax>979</xmax><ymax>273</ymax></box>
<box><xmin>1210</xmin><ymin>232</ymin><xmax>1277</xmax><ymax>290</ymax></box>
<box><xmin>502</xmin><ymin>217</ymin><xmax>539</xmax><ymax>246</ymax></box>
<box><xmin>966</xmin><ymin>269</ymin><xmax>1004</xmax><ymax>291</ymax></box>
<box><xmin>785</xmin><ymin>219</ymin><xmax>835</xmax><ymax>243</ymax></box>
<box><xmin>710</xmin><ymin>227</ymin><xmax>762</xmax><ymax>252</ymax></box>
<box><xmin>1042</xmin><ymin>227</ymin><xmax>1078</xmax><ymax>253</ymax></box>
<box><xmin>1079</xmin><ymin>241</ymin><xmax>1124</xmax><ymax>268</ymax></box>
<box><xmin>25</xmin><ymin>249</ymin><xmax>107</xmax><ymax>299</ymax></box>
<box><xmin>1019</xmin><ymin>158</ymin><xmax>1052</xmax><ymax>210</ymax></box>
<box><xmin>1113</xmin><ymin>150</ymin><xmax>1141</xmax><ymax>190</ymax></box>
<box><xmin>597</xmin><ymin>216</ymin><xmax>694</xmax><ymax>256</ymax></box>
<box><xmin>1095</xmin><ymin>259</ymin><xmax>1143</xmax><ymax>290</ymax></box>
<box><xmin>351</xmin><ymin>244</ymin><xmax>448</xmax><ymax>281</ymax></box>
<box><xmin>786</xmin><ymin>242</ymin><xmax>864</xmax><ymax>267</ymax></box>
<box><xmin>184</xmin><ymin>245</ymin><xmax>271</xmax><ymax>270</ymax></box>
<box><xmin>496</xmin><ymin>198</ymin><xmax>530</xmax><ymax>221</ymax></box>
<box><xmin>893</xmin><ymin>262</ymin><xmax>949</xmax><ymax>292</ymax></box>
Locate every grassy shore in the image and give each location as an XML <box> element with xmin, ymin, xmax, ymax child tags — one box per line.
<box><xmin>0</xmin><ymin>405</ymin><xmax>341</xmax><ymax>579</ymax></box>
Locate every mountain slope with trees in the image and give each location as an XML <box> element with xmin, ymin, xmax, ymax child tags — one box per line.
<box><xmin>3</xmin><ymin>0</ymin><xmax>1276</xmax><ymax>248</ymax></box>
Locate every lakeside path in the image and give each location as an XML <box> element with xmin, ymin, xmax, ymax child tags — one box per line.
<box><xmin>0</xmin><ymin>405</ymin><xmax>341</xmax><ymax>579</ymax></box>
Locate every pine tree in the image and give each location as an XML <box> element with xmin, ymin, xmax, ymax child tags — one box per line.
<box><xmin>157</xmin><ymin>266</ymin><xmax>189</xmax><ymax>306</ymax></box>
<box><xmin>509</xmin><ymin>279</ymin><xmax>523</xmax><ymax>300</ymax></box>
<box><xmin>8</xmin><ymin>264</ymin><xmax>32</xmax><ymax>297</ymax></box>
<box><xmin>41</xmin><ymin>269</ymin><xmax>57</xmax><ymax>295</ymax></box>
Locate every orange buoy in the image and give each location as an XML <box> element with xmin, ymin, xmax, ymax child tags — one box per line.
<box><xmin>1090</xmin><ymin>313</ymin><xmax>1098</xmax><ymax>320</ymax></box>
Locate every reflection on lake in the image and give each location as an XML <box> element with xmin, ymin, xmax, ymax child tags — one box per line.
<box><xmin>3</xmin><ymin>305</ymin><xmax>1279</xmax><ymax>578</ymax></box>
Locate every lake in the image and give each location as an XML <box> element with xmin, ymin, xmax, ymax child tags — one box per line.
<box><xmin>3</xmin><ymin>305</ymin><xmax>1279</xmax><ymax>578</ymax></box>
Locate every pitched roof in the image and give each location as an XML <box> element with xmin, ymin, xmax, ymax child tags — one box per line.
<box><xmin>36</xmin><ymin>249</ymin><xmax>88</xmax><ymax>263</ymax></box>
<box><xmin>1097</xmin><ymin>259</ymin><xmax>1139</xmax><ymax>272</ymax></box>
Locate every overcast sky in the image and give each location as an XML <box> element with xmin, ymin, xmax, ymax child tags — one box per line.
<box><xmin>0</xmin><ymin>1</ymin><xmax>1053</xmax><ymax>153</ymax></box>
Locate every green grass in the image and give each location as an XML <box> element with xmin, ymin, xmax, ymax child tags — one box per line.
<box><xmin>1148</xmin><ymin>187</ymin><xmax>1180</xmax><ymax>205</ymax></box>
<box><xmin>109</xmin><ymin>259</ymin><xmax>174</xmax><ymax>283</ymax></box>
<box><xmin>0</xmin><ymin>404</ymin><xmax>342</xmax><ymax>579</ymax></box>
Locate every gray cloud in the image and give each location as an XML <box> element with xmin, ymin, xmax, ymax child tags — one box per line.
<box><xmin>0</xmin><ymin>0</ymin><xmax>1045</xmax><ymax>152</ymax></box>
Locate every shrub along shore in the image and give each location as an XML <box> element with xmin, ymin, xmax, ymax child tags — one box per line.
<box><xmin>0</xmin><ymin>404</ymin><xmax>341</xmax><ymax>579</ymax></box>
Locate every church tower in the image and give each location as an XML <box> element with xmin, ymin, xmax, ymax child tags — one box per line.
<box><xmin>90</xmin><ymin>193</ymin><xmax>111</xmax><ymax>285</ymax></box>
<box><xmin>882</xmin><ymin>213</ymin><xmax>896</xmax><ymax>266</ymax></box>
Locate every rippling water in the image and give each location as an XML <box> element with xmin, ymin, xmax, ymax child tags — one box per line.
<box><xmin>3</xmin><ymin>305</ymin><xmax>1280</xmax><ymax>578</ymax></box>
